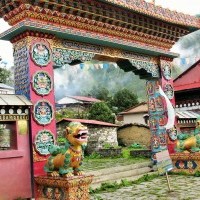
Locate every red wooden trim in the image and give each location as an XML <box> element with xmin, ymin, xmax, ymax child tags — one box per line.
<box><xmin>0</xmin><ymin>150</ymin><xmax>24</xmax><ymax>159</ymax></box>
<box><xmin>174</xmin><ymin>83</ymin><xmax>200</xmax><ymax>91</ymax></box>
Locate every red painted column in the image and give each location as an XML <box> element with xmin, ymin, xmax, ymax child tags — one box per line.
<box><xmin>13</xmin><ymin>33</ymin><xmax>57</xmax><ymax>176</ymax></box>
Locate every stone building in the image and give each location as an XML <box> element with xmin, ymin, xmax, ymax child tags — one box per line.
<box><xmin>56</xmin><ymin>118</ymin><xmax>119</xmax><ymax>154</ymax></box>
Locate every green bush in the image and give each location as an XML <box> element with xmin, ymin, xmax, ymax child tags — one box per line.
<box><xmin>57</xmin><ymin>137</ymin><xmax>67</xmax><ymax>143</ymax></box>
<box><xmin>88</xmin><ymin>102</ymin><xmax>115</xmax><ymax>123</ymax></box>
<box><xmin>128</xmin><ymin>143</ymin><xmax>145</xmax><ymax>149</ymax></box>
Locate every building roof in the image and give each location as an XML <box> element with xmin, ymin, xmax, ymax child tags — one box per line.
<box><xmin>71</xmin><ymin>96</ymin><xmax>101</xmax><ymax>103</ymax></box>
<box><xmin>57</xmin><ymin>118</ymin><xmax>118</xmax><ymax>127</ymax></box>
<box><xmin>176</xmin><ymin>110</ymin><xmax>200</xmax><ymax>119</ymax></box>
<box><xmin>57</xmin><ymin>96</ymin><xmax>82</xmax><ymax>105</ymax></box>
<box><xmin>57</xmin><ymin>96</ymin><xmax>101</xmax><ymax>105</ymax></box>
<box><xmin>119</xmin><ymin>102</ymin><xmax>148</xmax><ymax>115</ymax></box>
<box><xmin>0</xmin><ymin>95</ymin><xmax>32</xmax><ymax>106</ymax></box>
<box><xmin>174</xmin><ymin>59</ymin><xmax>200</xmax><ymax>92</ymax></box>
<box><xmin>0</xmin><ymin>83</ymin><xmax>14</xmax><ymax>90</ymax></box>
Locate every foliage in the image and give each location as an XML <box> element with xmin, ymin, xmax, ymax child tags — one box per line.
<box><xmin>111</xmin><ymin>88</ymin><xmax>139</xmax><ymax>113</ymax></box>
<box><xmin>87</xmin><ymin>86</ymin><xmax>111</xmax><ymax>102</ymax></box>
<box><xmin>90</xmin><ymin>174</ymin><xmax>159</xmax><ymax>194</ymax></box>
<box><xmin>88</xmin><ymin>102</ymin><xmax>115</xmax><ymax>123</ymax></box>
<box><xmin>55</xmin><ymin>108</ymin><xmax>88</xmax><ymax>121</ymax></box>
<box><xmin>128</xmin><ymin>143</ymin><xmax>145</xmax><ymax>149</ymax></box>
<box><xmin>85</xmin><ymin>152</ymin><xmax>102</xmax><ymax>159</ymax></box>
<box><xmin>0</xmin><ymin>67</ymin><xmax>12</xmax><ymax>84</ymax></box>
<box><xmin>57</xmin><ymin>137</ymin><xmax>67</xmax><ymax>143</ymax></box>
<box><xmin>102</xmin><ymin>143</ymin><xmax>120</xmax><ymax>149</ymax></box>
<box><xmin>171</xmin><ymin>64</ymin><xmax>183</xmax><ymax>79</ymax></box>
<box><xmin>194</xmin><ymin>171</ymin><xmax>200</xmax><ymax>177</ymax></box>
<box><xmin>55</xmin><ymin>63</ymin><xmax>147</xmax><ymax>102</ymax></box>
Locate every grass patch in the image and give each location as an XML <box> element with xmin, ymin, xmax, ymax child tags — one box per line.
<box><xmin>82</xmin><ymin>147</ymin><xmax>149</xmax><ymax>172</ymax></box>
<box><xmin>90</xmin><ymin>173</ymin><xmax>159</xmax><ymax>194</ymax></box>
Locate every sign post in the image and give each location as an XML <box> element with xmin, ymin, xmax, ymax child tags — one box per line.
<box><xmin>156</xmin><ymin>150</ymin><xmax>173</xmax><ymax>191</ymax></box>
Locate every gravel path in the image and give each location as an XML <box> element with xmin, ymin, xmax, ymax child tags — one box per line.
<box><xmin>91</xmin><ymin>175</ymin><xmax>200</xmax><ymax>200</ymax></box>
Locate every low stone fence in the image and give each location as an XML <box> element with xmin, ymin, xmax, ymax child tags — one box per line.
<box><xmin>130</xmin><ymin>149</ymin><xmax>151</xmax><ymax>158</ymax></box>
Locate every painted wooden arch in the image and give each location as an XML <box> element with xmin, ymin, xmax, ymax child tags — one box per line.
<box><xmin>51</xmin><ymin>39</ymin><xmax>160</xmax><ymax>79</ymax></box>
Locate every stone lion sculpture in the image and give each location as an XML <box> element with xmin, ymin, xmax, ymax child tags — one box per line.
<box><xmin>44</xmin><ymin>122</ymin><xmax>88</xmax><ymax>177</ymax></box>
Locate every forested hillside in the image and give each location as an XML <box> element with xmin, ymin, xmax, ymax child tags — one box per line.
<box><xmin>54</xmin><ymin>62</ymin><xmax>147</xmax><ymax>102</ymax></box>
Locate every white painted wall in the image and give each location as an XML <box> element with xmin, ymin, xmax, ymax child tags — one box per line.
<box><xmin>123</xmin><ymin>113</ymin><xmax>147</xmax><ymax>125</ymax></box>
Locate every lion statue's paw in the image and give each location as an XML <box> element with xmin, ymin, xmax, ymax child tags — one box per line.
<box><xmin>74</xmin><ymin>170</ymin><xmax>84</xmax><ymax>176</ymax></box>
<box><xmin>48</xmin><ymin>171</ymin><xmax>60</xmax><ymax>177</ymax></box>
<box><xmin>63</xmin><ymin>172</ymin><xmax>74</xmax><ymax>178</ymax></box>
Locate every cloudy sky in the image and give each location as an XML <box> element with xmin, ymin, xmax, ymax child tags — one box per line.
<box><xmin>0</xmin><ymin>0</ymin><xmax>199</xmax><ymax>67</ymax></box>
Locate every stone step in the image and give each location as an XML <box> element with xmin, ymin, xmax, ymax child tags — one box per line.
<box><xmin>86</xmin><ymin>161</ymin><xmax>154</xmax><ymax>188</ymax></box>
<box><xmin>91</xmin><ymin>172</ymin><xmax>157</xmax><ymax>189</ymax></box>
<box><xmin>86</xmin><ymin>161</ymin><xmax>152</xmax><ymax>176</ymax></box>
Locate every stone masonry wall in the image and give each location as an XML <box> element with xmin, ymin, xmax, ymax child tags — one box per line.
<box><xmin>86</xmin><ymin>126</ymin><xmax>118</xmax><ymax>154</ymax></box>
<box><xmin>56</xmin><ymin>122</ymin><xmax>118</xmax><ymax>154</ymax></box>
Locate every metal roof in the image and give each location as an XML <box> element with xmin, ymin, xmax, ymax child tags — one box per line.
<box><xmin>57</xmin><ymin>118</ymin><xmax>119</xmax><ymax>127</ymax></box>
<box><xmin>176</xmin><ymin>111</ymin><xmax>200</xmax><ymax>119</ymax></box>
<box><xmin>0</xmin><ymin>95</ymin><xmax>32</xmax><ymax>106</ymax></box>
<box><xmin>119</xmin><ymin>102</ymin><xmax>148</xmax><ymax>115</ymax></box>
<box><xmin>0</xmin><ymin>83</ymin><xmax>14</xmax><ymax>90</ymax></box>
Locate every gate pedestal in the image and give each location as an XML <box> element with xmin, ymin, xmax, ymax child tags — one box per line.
<box><xmin>35</xmin><ymin>175</ymin><xmax>93</xmax><ymax>200</ymax></box>
<box><xmin>171</xmin><ymin>153</ymin><xmax>200</xmax><ymax>174</ymax></box>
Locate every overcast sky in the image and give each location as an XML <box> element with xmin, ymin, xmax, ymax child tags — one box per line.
<box><xmin>0</xmin><ymin>0</ymin><xmax>199</xmax><ymax>67</ymax></box>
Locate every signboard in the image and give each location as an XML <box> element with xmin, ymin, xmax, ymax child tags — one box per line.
<box><xmin>156</xmin><ymin>150</ymin><xmax>173</xmax><ymax>175</ymax></box>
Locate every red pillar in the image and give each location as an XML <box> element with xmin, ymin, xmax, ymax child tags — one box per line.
<box><xmin>13</xmin><ymin>32</ymin><xmax>57</xmax><ymax>176</ymax></box>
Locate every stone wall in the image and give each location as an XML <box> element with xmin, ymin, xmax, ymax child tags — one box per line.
<box><xmin>86</xmin><ymin>126</ymin><xmax>118</xmax><ymax>154</ymax></box>
<box><xmin>56</xmin><ymin>122</ymin><xmax>118</xmax><ymax>154</ymax></box>
<box><xmin>117</xmin><ymin>123</ymin><xmax>151</xmax><ymax>148</ymax></box>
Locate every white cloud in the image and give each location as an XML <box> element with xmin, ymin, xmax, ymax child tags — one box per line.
<box><xmin>146</xmin><ymin>0</ymin><xmax>200</xmax><ymax>15</ymax></box>
<box><xmin>0</xmin><ymin>19</ymin><xmax>13</xmax><ymax>68</ymax></box>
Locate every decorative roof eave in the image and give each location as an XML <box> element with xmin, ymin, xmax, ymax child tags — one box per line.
<box><xmin>0</xmin><ymin>20</ymin><xmax>179</xmax><ymax>59</ymax></box>
<box><xmin>0</xmin><ymin>0</ymin><xmax>199</xmax><ymax>31</ymax></box>
<box><xmin>99</xmin><ymin>0</ymin><xmax>200</xmax><ymax>29</ymax></box>
<box><xmin>102</xmin><ymin>0</ymin><xmax>200</xmax><ymax>29</ymax></box>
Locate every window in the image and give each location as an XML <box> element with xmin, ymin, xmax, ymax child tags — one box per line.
<box><xmin>0</xmin><ymin>121</ymin><xmax>17</xmax><ymax>150</ymax></box>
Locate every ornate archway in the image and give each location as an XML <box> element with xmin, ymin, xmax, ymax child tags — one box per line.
<box><xmin>0</xmin><ymin>0</ymin><xmax>199</xmax><ymax>180</ymax></box>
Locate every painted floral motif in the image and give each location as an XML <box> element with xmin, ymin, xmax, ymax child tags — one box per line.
<box><xmin>167</xmin><ymin>127</ymin><xmax>178</xmax><ymax>141</ymax></box>
<box><xmin>34</xmin><ymin>130</ymin><xmax>55</xmax><ymax>155</ymax></box>
<box><xmin>162</xmin><ymin>64</ymin><xmax>172</xmax><ymax>80</ymax></box>
<box><xmin>33</xmin><ymin>100</ymin><xmax>53</xmax><ymax>125</ymax></box>
<box><xmin>53</xmin><ymin>48</ymin><xmax>95</xmax><ymax>67</ymax></box>
<box><xmin>32</xmin><ymin>71</ymin><xmax>52</xmax><ymax>95</ymax></box>
<box><xmin>31</xmin><ymin>43</ymin><xmax>51</xmax><ymax>66</ymax></box>
<box><xmin>129</xmin><ymin>59</ymin><xmax>160</xmax><ymax>78</ymax></box>
<box><xmin>164</xmin><ymin>83</ymin><xmax>174</xmax><ymax>99</ymax></box>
